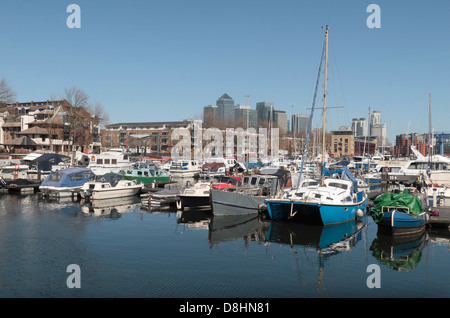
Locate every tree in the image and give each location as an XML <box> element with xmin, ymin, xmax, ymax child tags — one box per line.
<box><xmin>87</xmin><ymin>102</ymin><xmax>110</xmax><ymax>129</ymax></box>
<box><xmin>64</xmin><ymin>86</ymin><xmax>89</xmax><ymax>108</ymax></box>
<box><xmin>0</xmin><ymin>78</ymin><xmax>17</xmax><ymax>104</ymax></box>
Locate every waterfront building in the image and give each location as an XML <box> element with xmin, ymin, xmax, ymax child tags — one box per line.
<box><xmin>394</xmin><ymin>133</ymin><xmax>429</xmax><ymax>157</ymax></box>
<box><xmin>330</xmin><ymin>127</ymin><xmax>354</xmax><ymax>157</ymax></box>
<box><xmin>0</xmin><ymin>99</ymin><xmax>100</xmax><ymax>154</ymax></box>
<box><xmin>102</xmin><ymin>120</ymin><xmax>195</xmax><ymax>154</ymax></box>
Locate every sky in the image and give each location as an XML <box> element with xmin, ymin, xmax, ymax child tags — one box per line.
<box><xmin>1</xmin><ymin>0</ymin><xmax>449</xmax><ymax>144</ymax></box>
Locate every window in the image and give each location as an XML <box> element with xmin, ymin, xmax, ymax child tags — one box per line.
<box><xmin>97</xmin><ymin>159</ymin><xmax>103</xmax><ymax>164</ymax></box>
<box><xmin>104</xmin><ymin>159</ymin><xmax>110</xmax><ymax>164</ymax></box>
<box><xmin>75</xmin><ymin>173</ymin><xmax>84</xmax><ymax>181</ymax></box>
<box><xmin>50</xmin><ymin>172</ymin><xmax>63</xmax><ymax>181</ymax></box>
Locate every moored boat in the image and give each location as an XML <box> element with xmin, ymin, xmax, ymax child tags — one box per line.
<box><xmin>169</xmin><ymin>160</ymin><xmax>201</xmax><ymax>178</ymax></box>
<box><xmin>370</xmin><ymin>192</ymin><xmax>429</xmax><ymax>236</ymax></box>
<box><xmin>39</xmin><ymin>167</ymin><xmax>95</xmax><ymax>198</ymax></box>
<box><xmin>178</xmin><ymin>182</ymin><xmax>212</xmax><ymax>210</ymax></box>
<box><xmin>210</xmin><ymin>172</ymin><xmax>286</xmax><ymax>216</ymax></box>
<box><xmin>79</xmin><ymin>173</ymin><xmax>143</xmax><ymax>200</ymax></box>
<box><xmin>118</xmin><ymin>162</ymin><xmax>171</xmax><ymax>184</ymax></box>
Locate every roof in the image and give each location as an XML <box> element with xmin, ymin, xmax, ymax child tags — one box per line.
<box><xmin>3</xmin><ymin>136</ymin><xmax>39</xmax><ymax>146</ymax></box>
<box><xmin>16</xmin><ymin>126</ymin><xmax>49</xmax><ymax>135</ymax></box>
<box><xmin>217</xmin><ymin>93</ymin><xmax>233</xmax><ymax>101</ymax></box>
<box><xmin>2</xmin><ymin>122</ymin><xmax>21</xmax><ymax>128</ymax></box>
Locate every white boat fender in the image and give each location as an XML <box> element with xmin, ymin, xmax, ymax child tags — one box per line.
<box><xmin>356</xmin><ymin>209</ymin><xmax>364</xmax><ymax>218</ymax></box>
<box><xmin>176</xmin><ymin>200</ymin><xmax>182</xmax><ymax>210</ymax></box>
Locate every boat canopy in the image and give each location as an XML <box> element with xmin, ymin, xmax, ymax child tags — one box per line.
<box><xmin>29</xmin><ymin>153</ymin><xmax>71</xmax><ymax>171</ymax></box>
<box><xmin>41</xmin><ymin>167</ymin><xmax>95</xmax><ymax>188</ymax></box>
<box><xmin>324</xmin><ymin>166</ymin><xmax>359</xmax><ymax>191</ymax></box>
<box><xmin>371</xmin><ymin>192</ymin><xmax>424</xmax><ymax>223</ymax></box>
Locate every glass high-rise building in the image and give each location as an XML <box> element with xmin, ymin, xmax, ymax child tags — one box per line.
<box><xmin>217</xmin><ymin>93</ymin><xmax>235</xmax><ymax>121</ymax></box>
<box><xmin>256</xmin><ymin>102</ymin><xmax>274</xmax><ymax>124</ymax></box>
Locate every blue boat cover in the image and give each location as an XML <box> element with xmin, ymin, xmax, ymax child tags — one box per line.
<box><xmin>41</xmin><ymin>167</ymin><xmax>95</xmax><ymax>188</ymax></box>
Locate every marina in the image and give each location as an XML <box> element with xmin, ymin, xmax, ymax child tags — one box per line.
<box><xmin>1</xmin><ymin>1</ymin><xmax>450</xmax><ymax>303</ymax></box>
<box><xmin>0</xmin><ymin>183</ymin><xmax>448</xmax><ymax>298</ymax></box>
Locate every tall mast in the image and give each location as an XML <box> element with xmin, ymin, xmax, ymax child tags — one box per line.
<box><xmin>428</xmin><ymin>93</ymin><xmax>432</xmax><ymax>168</ymax></box>
<box><xmin>321</xmin><ymin>25</ymin><xmax>329</xmax><ymax>185</ymax></box>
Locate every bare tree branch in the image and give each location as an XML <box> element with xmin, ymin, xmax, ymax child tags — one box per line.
<box><xmin>87</xmin><ymin>101</ymin><xmax>110</xmax><ymax>128</ymax></box>
<box><xmin>0</xmin><ymin>78</ymin><xmax>17</xmax><ymax>103</ymax></box>
<box><xmin>64</xmin><ymin>86</ymin><xmax>89</xmax><ymax>108</ymax></box>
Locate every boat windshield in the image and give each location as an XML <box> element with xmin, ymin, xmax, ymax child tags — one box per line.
<box><xmin>49</xmin><ymin>172</ymin><xmax>63</xmax><ymax>182</ymax></box>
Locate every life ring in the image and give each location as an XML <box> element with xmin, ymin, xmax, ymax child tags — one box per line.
<box><xmin>91</xmin><ymin>155</ymin><xmax>95</xmax><ymax>161</ymax></box>
<box><xmin>14</xmin><ymin>164</ymin><xmax>19</xmax><ymax>170</ymax></box>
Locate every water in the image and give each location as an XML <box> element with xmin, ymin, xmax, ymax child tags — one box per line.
<box><xmin>0</xmin><ymin>191</ymin><xmax>449</xmax><ymax>298</ymax></box>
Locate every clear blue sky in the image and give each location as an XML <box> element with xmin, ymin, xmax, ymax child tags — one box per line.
<box><xmin>1</xmin><ymin>0</ymin><xmax>449</xmax><ymax>143</ymax></box>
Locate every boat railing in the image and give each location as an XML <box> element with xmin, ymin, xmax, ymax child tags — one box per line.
<box><xmin>382</xmin><ymin>206</ymin><xmax>410</xmax><ymax>214</ymax></box>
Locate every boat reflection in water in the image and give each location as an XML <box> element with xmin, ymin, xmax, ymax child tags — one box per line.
<box><xmin>266</xmin><ymin>217</ymin><xmax>368</xmax><ymax>253</ymax></box>
<box><xmin>369</xmin><ymin>231</ymin><xmax>428</xmax><ymax>271</ymax></box>
<box><xmin>176</xmin><ymin>210</ymin><xmax>213</xmax><ymax>232</ymax></box>
<box><xmin>81</xmin><ymin>196</ymin><xmax>141</xmax><ymax>218</ymax></box>
<box><xmin>208</xmin><ymin>214</ymin><xmax>268</xmax><ymax>245</ymax></box>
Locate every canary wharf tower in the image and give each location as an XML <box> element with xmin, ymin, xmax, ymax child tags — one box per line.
<box><xmin>217</xmin><ymin>93</ymin><xmax>235</xmax><ymax>122</ymax></box>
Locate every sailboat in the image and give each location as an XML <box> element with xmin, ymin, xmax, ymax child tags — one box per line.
<box><xmin>265</xmin><ymin>26</ymin><xmax>368</xmax><ymax>225</ymax></box>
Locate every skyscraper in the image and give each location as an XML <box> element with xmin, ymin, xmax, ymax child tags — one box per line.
<box><xmin>291</xmin><ymin>114</ymin><xmax>310</xmax><ymax>134</ymax></box>
<box><xmin>352</xmin><ymin>118</ymin><xmax>368</xmax><ymax>137</ymax></box>
<box><xmin>216</xmin><ymin>93</ymin><xmax>235</xmax><ymax>122</ymax></box>
<box><xmin>256</xmin><ymin>102</ymin><xmax>273</xmax><ymax>124</ymax></box>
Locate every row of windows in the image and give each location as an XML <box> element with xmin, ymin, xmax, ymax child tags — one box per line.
<box><xmin>96</xmin><ymin>159</ymin><xmax>118</xmax><ymax>165</ymax></box>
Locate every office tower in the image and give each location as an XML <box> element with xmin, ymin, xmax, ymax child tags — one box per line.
<box><xmin>217</xmin><ymin>93</ymin><xmax>235</xmax><ymax>121</ymax></box>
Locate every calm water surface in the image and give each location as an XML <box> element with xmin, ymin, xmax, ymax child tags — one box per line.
<box><xmin>0</xmin><ymin>192</ymin><xmax>449</xmax><ymax>298</ymax></box>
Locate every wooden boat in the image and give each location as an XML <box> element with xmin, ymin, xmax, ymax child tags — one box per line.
<box><xmin>370</xmin><ymin>192</ymin><xmax>429</xmax><ymax>236</ymax></box>
<box><xmin>79</xmin><ymin>173</ymin><xmax>143</xmax><ymax>200</ymax></box>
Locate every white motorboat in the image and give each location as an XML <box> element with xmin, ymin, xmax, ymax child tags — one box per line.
<box><xmin>377</xmin><ymin>146</ymin><xmax>450</xmax><ymax>185</ymax></box>
<box><xmin>79</xmin><ymin>173</ymin><xmax>142</xmax><ymax>200</ymax></box>
<box><xmin>39</xmin><ymin>167</ymin><xmax>96</xmax><ymax>197</ymax></box>
<box><xmin>80</xmin><ymin>150</ymin><xmax>131</xmax><ymax>175</ymax></box>
<box><xmin>169</xmin><ymin>160</ymin><xmax>201</xmax><ymax>178</ymax></box>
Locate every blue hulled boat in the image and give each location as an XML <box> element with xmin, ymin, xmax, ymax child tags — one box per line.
<box><xmin>266</xmin><ymin>167</ymin><xmax>367</xmax><ymax>225</ymax></box>
<box><xmin>370</xmin><ymin>192</ymin><xmax>429</xmax><ymax>236</ymax></box>
<box><xmin>264</xmin><ymin>26</ymin><xmax>367</xmax><ymax>226</ymax></box>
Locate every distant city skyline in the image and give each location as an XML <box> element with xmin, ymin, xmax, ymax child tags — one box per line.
<box><xmin>2</xmin><ymin>1</ymin><xmax>449</xmax><ymax>144</ymax></box>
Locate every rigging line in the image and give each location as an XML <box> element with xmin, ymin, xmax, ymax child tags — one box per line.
<box><xmin>297</xmin><ymin>33</ymin><xmax>326</xmax><ymax>190</ymax></box>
